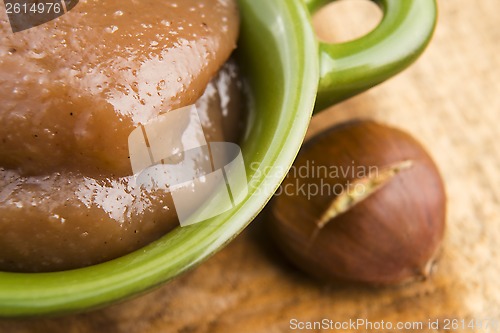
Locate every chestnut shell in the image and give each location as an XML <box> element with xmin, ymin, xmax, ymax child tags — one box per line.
<box><xmin>269</xmin><ymin>120</ymin><xmax>446</xmax><ymax>286</ymax></box>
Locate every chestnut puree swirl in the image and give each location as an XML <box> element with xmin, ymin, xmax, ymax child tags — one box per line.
<box><xmin>0</xmin><ymin>0</ymin><xmax>241</xmax><ymax>272</ymax></box>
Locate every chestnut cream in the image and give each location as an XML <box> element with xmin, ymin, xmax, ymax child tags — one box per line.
<box><xmin>0</xmin><ymin>0</ymin><xmax>242</xmax><ymax>272</ymax></box>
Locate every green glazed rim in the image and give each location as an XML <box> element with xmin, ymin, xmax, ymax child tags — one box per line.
<box><xmin>0</xmin><ymin>0</ymin><xmax>436</xmax><ymax>317</ymax></box>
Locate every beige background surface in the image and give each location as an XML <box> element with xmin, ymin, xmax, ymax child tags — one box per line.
<box><xmin>1</xmin><ymin>0</ymin><xmax>499</xmax><ymax>331</ymax></box>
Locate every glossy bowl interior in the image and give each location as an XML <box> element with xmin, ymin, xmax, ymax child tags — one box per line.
<box><xmin>0</xmin><ymin>0</ymin><xmax>319</xmax><ymax>316</ymax></box>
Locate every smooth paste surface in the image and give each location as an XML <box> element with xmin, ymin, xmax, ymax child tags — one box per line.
<box><xmin>0</xmin><ymin>0</ymin><xmax>241</xmax><ymax>272</ymax></box>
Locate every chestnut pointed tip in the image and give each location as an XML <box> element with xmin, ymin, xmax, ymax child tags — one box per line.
<box><xmin>399</xmin><ymin>259</ymin><xmax>437</xmax><ymax>286</ymax></box>
<box><xmin>420</xmin><ymin>257</ymin><xmax>437</xmax><ymax>279</ymax></box>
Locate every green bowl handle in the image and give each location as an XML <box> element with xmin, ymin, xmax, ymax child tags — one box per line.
<box><xmin>305</xmin><ymin>0</ymin><xmax>437</xmax><ymax>112</ymax></box>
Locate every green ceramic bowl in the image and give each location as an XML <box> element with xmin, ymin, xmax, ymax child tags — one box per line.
<box><xmin>0</xmin><ymin>0</ymin><xmax>436</xmax><ymax>316</ymax></box>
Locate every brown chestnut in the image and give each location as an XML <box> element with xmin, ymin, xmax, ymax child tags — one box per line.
<box><xmin>269</xmin><ymin>120</ymin><xmax>446</xmax><ymax>286</ymax></box>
